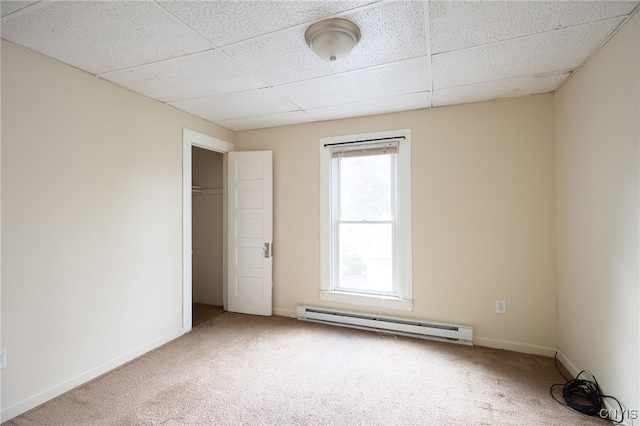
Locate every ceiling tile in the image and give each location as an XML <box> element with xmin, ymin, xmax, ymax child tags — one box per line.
<box><xmin>0</xmin><ymin>1</ymin><xmax>213</xmax><ymax>74</ymax></box>
<box><xmin>432</xmin><ymin>72</ymin><xmax>570</xmax><ymax>108</ymax></box>
<box><xmin>431</xmin><ymin>1</ymin><xmax>639</xmax><ymax>54</ymax></box>
<box><xmin>276</xmin><ymin>57</ymin><xmax>430</xmax><ymax>110</ymax></box>
<box><xmin>157</xmin><ymin>1</ymin><xmax>374</xmax><ymax>47</ymax></box>
<box><xmin>217</xmin><ymin>111</ymin><xmax>315</xmax><ymax>132</ymax></box>
<box><xmin>432</xmin><ymin>18</ymin><xmax>624</xmax><ymax>90</ymax></box>
<box><xmin>101</xmin><ymin>50</ymin><xmax>268</xmax><ymax>103</ymax></box>
<box><xmin>2</xmin><ymin>1</ymin><xmax>637</xmax><ymax>131</ymax></box>
<box><xmin>224</xmin><ymin>1</ymin><xmax>428</xmax><ymax>86</ymax></box>
<box><xmin>0</xmin><ymin>1</ymin><xmax>38</xmax><ymax>17</ymax></box>
<box><xmin>307</xmin><ymin>92</ymin><xmax>431</xmax><ymax>122</ymax></box>
<box><xmin>169</xmin><ymin>88</ymin><xmax>300</xmax><ymax>122</ymax></box>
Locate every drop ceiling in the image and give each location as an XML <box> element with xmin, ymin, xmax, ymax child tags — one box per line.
<box><xmin>2</xmin><ymin>1</ymin><xmax>638</xmax><ymax>131</ymax></box>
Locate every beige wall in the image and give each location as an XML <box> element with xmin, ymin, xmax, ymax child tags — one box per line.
<box><xmin>0</xmin><ymin>40</ymin><xmax>232</xmax><ymax>420</ymax></box>
<box><xmin>235</xmin><ymin>94</ymin><xmax>558</xmax><ymax>354</ymax></box>
<box><xmin>555</xmin><ymin>12</ymin><xmax>639</xmax><ymax>412</ymax></box>
<box><xmin>192</xmin><ymin>147</ymin><xmax>223</xmax><ymax>306</ymax></box>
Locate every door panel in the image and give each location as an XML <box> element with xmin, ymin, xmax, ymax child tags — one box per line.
<box><xmin>227</xmin><ymin>151</ymin><xmax>273</xmax><ymax>316</ymax></box>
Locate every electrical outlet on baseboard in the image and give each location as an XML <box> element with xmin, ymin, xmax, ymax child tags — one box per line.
<box><xmin>0</xmin><ymin>348</ymin><xmax>6</xmax><ymax>369</ymax></box>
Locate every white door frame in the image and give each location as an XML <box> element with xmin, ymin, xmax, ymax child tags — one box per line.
<box><xmin>182</xmin><ymin>128</ymin><xmax>234</xmax><ymax>333</ymax></box>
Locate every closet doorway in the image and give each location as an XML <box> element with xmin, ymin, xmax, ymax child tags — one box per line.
<box><xmin>191</xmin><ymin>146</ymin><xmax>224</xmax><ymax>327</ymax></box>
<box><xmin>182</xmin><ymin>129</ymin><xmax>234</xmax><ymax>332</ymax></box>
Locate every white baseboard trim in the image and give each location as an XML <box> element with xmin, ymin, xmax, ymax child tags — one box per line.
<box><xmin>273</xmin><ymin>307</ymin><xmax>297</xmax><ymax>318</ymax></box>
<box><xmin>555</xmin><ymin>350</ymin><xmax>581</xmax><ymax>378</ymax></box>
<box><xmin>474</xmin><ymin>336</ymin><xmax>557</xmax><ymax>357</ymax></box>
<box><xmin>1</xmin><ymin>328</ymin><xmax>185</xmax><ymax>423</ymax></box>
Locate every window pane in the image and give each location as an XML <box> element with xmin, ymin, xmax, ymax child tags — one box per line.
<box><xmin>338</xmin><ymin>223</ymin><xmax>393</xmax><ymax>293</ymax></box>
<box><xmin>339</xmin><ymin>154</ymin><xmax>392</xmax><ymax>221</ymax></box>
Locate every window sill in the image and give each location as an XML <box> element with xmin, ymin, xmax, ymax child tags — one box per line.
<box><xmin>319</xmin><ymin>290</ymin><xmax>413</xmax><ymax>311</ymax></box>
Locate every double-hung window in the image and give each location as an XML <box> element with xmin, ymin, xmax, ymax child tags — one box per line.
<box><xmin>320</xmin><ymin>129</ymin><xmax>412</xmax><ymax>311</ymax></box>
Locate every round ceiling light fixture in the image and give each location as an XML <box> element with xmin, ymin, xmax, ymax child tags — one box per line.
<box><xmin>305</xmin><ymin>18</ymin><xmax>361</xmax><ymax>62</ymax></box>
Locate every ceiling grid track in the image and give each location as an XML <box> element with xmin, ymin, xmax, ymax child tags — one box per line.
<box><xmin>424</xmin><ymin>1</ymin><xmax>433</xmax><ymax>109</ymax></box>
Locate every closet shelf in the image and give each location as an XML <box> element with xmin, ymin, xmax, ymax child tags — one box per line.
<box><xmin>192</xmin><ymin>186</ymin><xmax>222</xmax><ymax>195</ymax></box>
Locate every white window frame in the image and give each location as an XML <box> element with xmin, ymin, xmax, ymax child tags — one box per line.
<box><xmin>320</xmin><ymin>129</ymin><xmax>412</xmax><ymax>311</ymax></box>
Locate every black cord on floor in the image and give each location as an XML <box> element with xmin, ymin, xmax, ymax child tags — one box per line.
<box><xmin>549</xmin><ymin>352</ymin><xmax>628</xmax><ymax>424</ymax></box>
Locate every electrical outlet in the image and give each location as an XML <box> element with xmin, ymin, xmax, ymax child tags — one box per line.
<box><xmin>0</xmin><ymin>348</ymin><xmax>6</xmax><ymax>369</ymax></box>
<box><xmin>495</xmin><ymin>300</ymin><xmax>506</xmax><ymax>314</ymax></box>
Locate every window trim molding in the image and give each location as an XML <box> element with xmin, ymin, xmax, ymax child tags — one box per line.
<box><xmin>320</xmin><ymin>129</ymin><xmax>412</xmax><ymax>311</ymax></box>
<box><xmin>319</xmin><ymin>290</ymin><xmax>413</xmax><ymax>311</ymax></box>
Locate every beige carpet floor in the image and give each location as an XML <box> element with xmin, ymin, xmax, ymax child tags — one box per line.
<box><xmin>5</xmin><ymin>312</ymin><xmax>609</xmax><ymax>425</ymax></box>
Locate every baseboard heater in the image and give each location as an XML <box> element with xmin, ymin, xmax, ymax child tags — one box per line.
<box><xmin>296</xmin><ymin>305</ymin><xmax>473</xmax><ymax>346</ymax></box>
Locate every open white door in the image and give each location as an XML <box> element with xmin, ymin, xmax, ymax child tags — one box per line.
<box><xmin>227</xmin><ymin>151</ymin><xmax>273</xmax><ymax>316</ymax></box>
